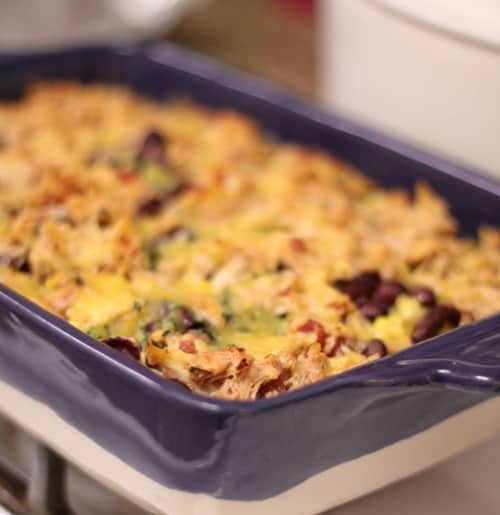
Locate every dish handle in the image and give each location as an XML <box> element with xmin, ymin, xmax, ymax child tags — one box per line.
<box><xmin>354</xmin><ymin>314</ymin><xmax>500</xmax><ymax>394</ymax></box>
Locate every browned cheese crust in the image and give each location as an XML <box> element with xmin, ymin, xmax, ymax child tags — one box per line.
<box><xmin>0</xmin><ymin>82</ymin><xmax>498</xmax><ymax>400</ymax></box>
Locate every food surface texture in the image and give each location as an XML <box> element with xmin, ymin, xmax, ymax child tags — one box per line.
<box><xmin>0</xmin><ymin>83</ymin><xmax>499</xmax><ymax>400</ymax></box>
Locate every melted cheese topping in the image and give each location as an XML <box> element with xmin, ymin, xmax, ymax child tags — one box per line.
<box><xmin>0</xmin><ymin>82</ymin><xmax>498</xmax><ymax>400</ymax></box>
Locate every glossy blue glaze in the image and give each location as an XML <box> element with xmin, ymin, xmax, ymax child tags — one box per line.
<box><xmin>0</xmin><ymin>45</ymin><xmax>499</xmax><ymax>501</ymax></box>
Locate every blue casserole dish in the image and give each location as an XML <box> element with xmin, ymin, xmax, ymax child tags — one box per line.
<box><xmin>0</xmin><ymin>44</ymin><xmax>499</xmax><ymax>515</ymax></box>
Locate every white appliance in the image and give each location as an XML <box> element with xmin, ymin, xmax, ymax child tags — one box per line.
<box><xmin>319</xmin><ymin>0</ymin><xmax>500</xmax><ymax>178</ymax></box>
<box><xmin>0</xmin><ymin>0</ymin><xmax>206</xmax><ymax>51</ymax></box>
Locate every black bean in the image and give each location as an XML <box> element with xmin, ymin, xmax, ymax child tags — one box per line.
<box><xmin>334</xmin><ymin>271</ymin><xmax>381</xmax><ymax>305</ymax></box>
<box><xmin>362</xmin><ymin>339</ymin><xmax>388</xmax><ymax>358</ymax></box>
<box><xmin>441</xmin><ymin>305</ymin><xmax>461</xmax><ymax>326</ymax></box>
<box><xmin>137</xmin><ymin>196</ymin><xmax>164</xmax><ymax>217</ymax></box>
<box><xmin>411</xmin><ymin>305</ymin><xmax>453</xmax><ymax>343</ymax></box>
<box><xmin>136</xmin><ymin>129</ymin><xmax>167</xmax><ymax>166</ymax></box>
<box><xmin>360</xmin><ymin>301</ymin><xmax>388</xmax><ymax>321</ymax></box>
<box><xmin>102</xmin><ymin>337</ymin><xmax>140</xmax><ymax>361</ymax></box>
<box><xmin>408</xmin><ymin>285</ymin><xmax>436</xmax><ymax>307</ymax></box>
<box><xmin>373</xmin><ymin>279</ymin><xmax>407</xmax><ymax>308</ymax></box>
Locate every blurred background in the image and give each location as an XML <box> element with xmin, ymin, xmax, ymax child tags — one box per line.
<box><xmin>1</xmin><ymin>0</ymin><xmax>499</xmax><ymax>175</ymax></box>
<box><xmin>1</xmin><ymin>0</ymin><xmax>316</xmax><ymax>97</ymax></box>
<box><xmin>167</xmin><ymin>0</ymin><xmax>317</xmax><ymax>99</ymax></box>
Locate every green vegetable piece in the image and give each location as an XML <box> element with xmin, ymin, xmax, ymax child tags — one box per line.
<box><xmin>141</xmin><ymin>163</ymin><xmax>180</xmax><ymax>194</ymax></box>
<box><xmin>87</xmin><ymin>324</ymin><xmax>111</xmax><ymax>341</ymax></box>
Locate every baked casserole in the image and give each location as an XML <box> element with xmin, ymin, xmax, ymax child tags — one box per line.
<box><xmin>0</xmin><ymin>82</ymin><xmax>498</xmax><ymax>400</ymax></box>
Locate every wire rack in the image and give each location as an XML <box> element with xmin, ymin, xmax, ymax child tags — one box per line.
<box><xmin>0</xmin><ymin>415</ymin><xmax>149</xmax><ymax>515</ymax></box>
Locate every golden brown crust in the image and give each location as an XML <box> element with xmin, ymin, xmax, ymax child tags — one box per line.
<box><xmin>0</xmin><ymin>82</ymin><xmax>498</xmax><ymax>400</ymax></box>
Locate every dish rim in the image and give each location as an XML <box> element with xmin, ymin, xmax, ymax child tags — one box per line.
<box><xmin>0</xmin><ymin>43</ymin><xmax>499</xmax><ymax>415</ymax></box>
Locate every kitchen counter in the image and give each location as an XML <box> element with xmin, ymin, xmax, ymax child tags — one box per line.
<box><xmin>328</xmin><ymin>436</ymin><xmax>500</xmax><ymax>515</ymax></box>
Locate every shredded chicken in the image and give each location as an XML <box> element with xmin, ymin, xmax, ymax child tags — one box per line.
<box><xmin>0</xmin><ymin>82</ymin><xmax>498</xmax><ymax>400</ymax></box>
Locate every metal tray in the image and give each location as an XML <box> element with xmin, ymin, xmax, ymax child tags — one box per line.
<box><xmin>0</xmin><ymin>45</ymin><xmax>499</xmax><ymax>515</ymax></box>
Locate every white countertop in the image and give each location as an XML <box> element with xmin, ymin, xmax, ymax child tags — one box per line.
<box><xmin>327</xmin><ymin>435</ymin><xmax>500</xmax><ymax>515</ymax></box>
<box><xmin>1</xmin><ymin>432</ymin><xmax>498</xmax><ymax>514</ymax></box>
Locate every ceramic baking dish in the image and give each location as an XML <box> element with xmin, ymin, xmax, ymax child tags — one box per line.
<box><xmin>0</xmin><ymin>45</ymin><xmax>499</xmax><ymax>515</ymax></box>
